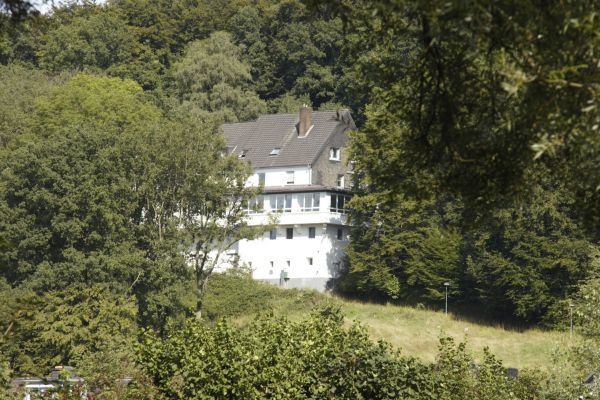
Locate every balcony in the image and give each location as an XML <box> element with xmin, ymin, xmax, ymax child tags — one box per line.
<box><xmin>244</xmin><ymin>210</ymin><xmax>348</xmax><ymax>226</ymax></box>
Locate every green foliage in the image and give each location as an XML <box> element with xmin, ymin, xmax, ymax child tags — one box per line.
<box><xmin>266</xmin><ymin>93</ymin><xmax>311</xmax><ymax>113</ymax></box>
<box><xmin>140</xmin><ymin>308</ymin><xmax>433</xmax><ymax>399</ymax></box>
<box><xmin>171</xmin><ymin>31</ymin><xmax>266</xmax><ymax>122</ymax></box>
<box><xmin>0</xmin><ymin>70</ymin><xmax>263</xmax><ymax>324</ymax></box>
<box><xmin>320</xmin><ymin>0</ymin><xmax>600</xmax><ymax>225</ymax></box>
<box><xmin>568</xmin><ymin>275</ymin><xmax>600</xmax><ymax>377</ymax></box>
<box><xmin>343</xmin><ymin>192</ymin><xmax>462</xmax><ymax>304</ymax></box>
<box><xmin>202</xmin><ymin>271</ymin><xmax>323</xmax><ymax>320</ymax></box>
<box><xmin>0</xmin><ymin>64</ymin><xmax>60</xmax><ymax>149</ymax></box>
<box><xmin>140</xmin><ymin>308</ymin><xmax>547</xmax><ymax>399</ymax></box>
<box><xmin>26</xmin><ymin>286</ymin><xmax>136</xmax><ymax>375</ymax></box>
<box><xmin>33</xmin><ymin>73</ymin><xmax>160</xmax><ymax>133</ymax></box>
<box><xmin>37</xmin><ymin>7</ymin><xmax>161</xmax><ymax>88</ymax></box>
<box><xmin>464</xmin><ymin>185</ymin><xmax>597</xmax><ymax>321</ymax></box>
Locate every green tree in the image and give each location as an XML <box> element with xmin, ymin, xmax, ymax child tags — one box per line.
<box><xmin>37</xmin><ymin>9</ymin><xmax>161</xmax><ymax>89</ymax></box>
<box><xmin>0</xmin><ymin>74</ymin><xmax>194</xmax><ymax>329</ymax></box>
<box><xmin>342</xmin><ymin>191</ymin><xmax>462</xmax><ymax>305</ymax></box>
<box><xmin>0</xmin><ymin>64</ymin><xmax>59</xmax><ymax>149</ymax></box>
<box><xmin>171</xmin><ymin>31</ymin><xmax>266</xmax><ymax>122</ymax></box>
<box><xmin>15</xmin><ymin>285</ymin><xmax>137</xmax><ymax>376</ymax></box>
<box><xmin>266</xmin><ymin>93</ymin><xmax>311</xmax><ymax>113</ymax></box>
<box><xmin>315</xmin><ymin>0</ymin><xmax>600</xmax><ymax>224</ymax></box>
<box><xmin>463</xmin><ymin>185</ymin><xmax>597</xmax><ymax>321</ymax></box>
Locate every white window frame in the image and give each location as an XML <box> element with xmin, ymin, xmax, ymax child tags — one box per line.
<box><xmin>329</xmin><ymin>147</ymin><xmax>341</xmax><ymax>161</ymax></box>
<box><xmin>299</xmin><ymin>193</ymin><xmax>320</xmax><ymax>212</ymax></box>
<box><xmin>286</xmin><ymin>170</ymin><xmax>295</xmax><ymax>184</ymax></box>
<box><xmin>330</xmin><ymin>194</ymin><xmax>351</xmax><ymax>214</ymax></box>
<box><xmin>245</xmin><ymin>196</ymin><xmax>264</xmax><ymax>214</ymax></box>
<box><xmin>269</xmin><ymin>194</ymin><xmax>292</xmax><ymax>213</ymax></box>
<box><xmin>337</xmin><ymin>174</ymin><xmax>345</xmax><ymax>188</ymax></box>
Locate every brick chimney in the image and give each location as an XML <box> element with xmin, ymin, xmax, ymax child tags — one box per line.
<box><xmin>298</xmin><ymin>104</ymin><xmax>312</xmax><ymax>137</ymax></box>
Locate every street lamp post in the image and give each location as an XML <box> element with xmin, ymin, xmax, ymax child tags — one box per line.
<box><xmin>444</xmin><ymin>282</ymin><xmax>449</xmax><ymax>315</ymax></box>
<box><xmin>569</xmin><ymin>303</ymin><xmax>574</xmax><ymax>339</ymax></box>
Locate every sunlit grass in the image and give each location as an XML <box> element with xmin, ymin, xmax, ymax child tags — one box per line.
<box><xmin>204</xmin><ymin>275</ymin><xmax>572</xmax><ymax>370</ymax></box>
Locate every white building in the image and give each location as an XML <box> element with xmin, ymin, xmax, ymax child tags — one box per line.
<box><xmin>222</xmin><ymin>106</ymin><xmax>356</xmax><ymax>291</ymax></box>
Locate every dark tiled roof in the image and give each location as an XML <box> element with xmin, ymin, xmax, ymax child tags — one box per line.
<box><xmin>223</xmin><ymin>110</ymin><xmax>355</xmax><ymax>168</ymax></box>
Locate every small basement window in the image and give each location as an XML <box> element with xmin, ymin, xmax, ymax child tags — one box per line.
<box><xmin>270</xmin><ymin>147</ymin><xmax>281</xmax><ymax>156</ymax></box>
<box><xmin>337</xmin><ymin>228</ymin><xmax>343</xmax><ymax>240</ymax></box>
<box><xmin>308</xmin><ymin>227</ymin><xmax>316</xmax><ymax>238</ymax></box>
<box><xmin>286</xmin><ymin>227</ymin><xmax>294</xmax><ymax>239</ymax></box>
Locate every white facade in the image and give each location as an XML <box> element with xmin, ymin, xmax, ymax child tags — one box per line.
<box><xmin>247</xmin><ymin>166</ymin><xmax>312</xmax><ymax>187</ymax></box>
<box><xmin>224</xmin><ymin>167</ymin><xmax>351</xmax><ymax>291</ymax></box>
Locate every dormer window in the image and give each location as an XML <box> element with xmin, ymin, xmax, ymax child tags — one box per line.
<box><xmin>270</xmin><ymin>147</ymin><xmax>281</xmax><ymax>156</ymax></box>
<box><xmin>329</xmin><ymin>147</ymin><xmax>341</xmax><ymax>161</ymax></box>
<box><xmin>239</xmin><ymin>149</ymin><xmax>248</xmax><ymax>159</ymax></box>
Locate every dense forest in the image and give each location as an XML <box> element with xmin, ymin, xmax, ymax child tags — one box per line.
<box><xmin>0</xmin><ymin>0</ymin><xmax>599</xmax><ymax>398</ymax></box>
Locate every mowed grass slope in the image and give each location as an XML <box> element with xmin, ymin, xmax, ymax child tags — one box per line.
<box><xmin>203</xmin><ymin>273</ymin><xmax>571</xmax><ymax>370</ymax></box>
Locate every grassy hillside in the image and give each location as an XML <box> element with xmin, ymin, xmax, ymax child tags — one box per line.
<box><xmin>203</xmin><ymin>273</ymin><xmax>572</xmax><ymax>370</ymax></box>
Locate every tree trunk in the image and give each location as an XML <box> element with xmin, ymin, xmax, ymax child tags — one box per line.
<box><xmin>195</xmin><ymin>269</ymin><xmax>209</xmax><ymax>319</ymax></box>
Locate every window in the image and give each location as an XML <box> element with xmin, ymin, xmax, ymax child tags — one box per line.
<box><xmin>270</xmin><ymin>147</ymin><xmax>281</xmax><ymax>156</ymax></box>
<box><xmin>269</xmin><ymin>194</ymin><xmax>292</xmax><ymax>212</ymax></box>
<box><xmin>337</xmin><ymin>174</ymin><xmax>345</xmax><ymax>188</ymax></box>
<box><xmin>329</xmin><ymin>147</ymin><xmax>341</xmax><ymax>161</ymax></box>
<box><xmin>239</xmin><ymin>149</ymin><xmax>248</xmax><ymax>159</ymax></box>
<box><xmin>286</xmin><ymin>170</ymin><xmax>295</xmax><ymax>184</ymax></box>
<box><xmin>337</xmin><ymin>228</ymin><xmax>343</xmax><ymax>240</ymax></box>
<box><xmin>258</xmin><ymin>173</ymin><xmax>265</xmax><ymax>186</ymax></box>
<box><xmin>330</xmin><ymin>194</ymin><xmax>351</xmax><ymax>213</ymax></box>
<box><xmin>308</xmin><ymin>227</ymin><xmax>316</xmax><ymax>238</ymax></box>
<box><xmin>286</xmin><ymin>227</ymin><xmax>293</xmax><ymax>239</ymax></box>
<box><xmin>270</xmin><ymin>194</ymin><xmax>283</xmax><ymax>211</ymax></box>
<box><xmin>269</xmin><ymin>229</ymin><xmax>277</xmax><ymax>240</ymax></box>
<box><xmin>307</xmin><ymin>257</ymin><xmax>313</xmax><ymax>266</ymax></box>
<box><xmin>286</xmin><ymin>260</ymin><xmax>291</xmax><ymax>267</ymax></box>
<box><xmin>246</xmin><ymin>196</ymin><xmax>264</xmax><ymax>214</ymax></box>
<box><xmin>299</xmin><ymin>193</ymin><xmax>320</xmax><ymax>212</ymax></box>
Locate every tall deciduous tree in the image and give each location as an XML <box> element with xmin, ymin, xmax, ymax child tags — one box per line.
<box><xmin>171</xmin><ymin>31</ymin><xmax>266</xmax><ymax>122</ymax></box>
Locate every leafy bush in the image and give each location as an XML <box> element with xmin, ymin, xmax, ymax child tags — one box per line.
<box><xmin>139</xmin><ymin>308</ymin><xmax>545</xmax><ymax>399</ymax></box>
<box><xmin>202</xmin><ymin>271</ymin><xmax>324</xmax><ymax>320</ymax></box>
